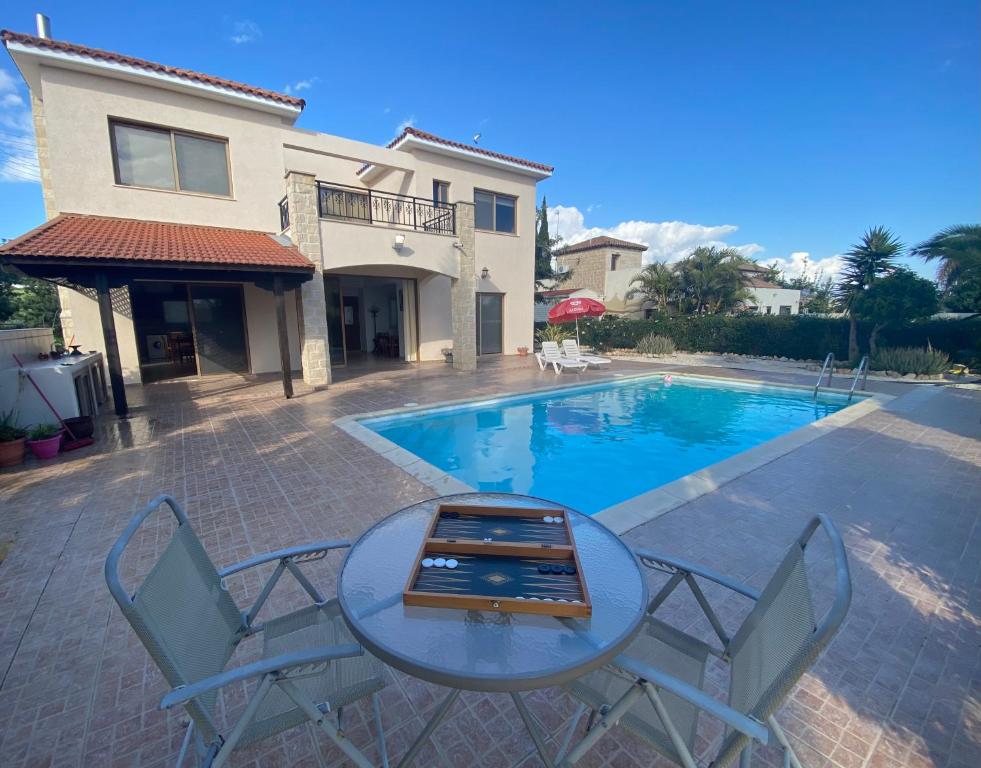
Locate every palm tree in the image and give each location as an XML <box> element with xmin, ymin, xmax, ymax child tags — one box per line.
<box><xmin>909</xmin><ymin>224</ymin><xmax>981</xmax><ymax>290</ymax></box>
<box><xmin>675</xmin><ymin>246</ymin><xmax>752</xmax><ymax>314</ymax></box>
<box><xmin>627</xmin><ymin>262</ymin><xmax>679</xmax><ymax>313</ymax></box>
<box><xmin>834</xmin><ymin>226</ymin><xmax>902</xmax><ymax>360</ymax></box>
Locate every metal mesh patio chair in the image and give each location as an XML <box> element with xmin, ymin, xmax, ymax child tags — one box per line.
<box><xmin>557</xmin><ymin>513</ymin><xmax>851</xmax><ymax>768</ymax></box>
<box><xmin>105</xmin><ymin>495</ymin><xmax>389</xmax><ymax>768</ymax></box>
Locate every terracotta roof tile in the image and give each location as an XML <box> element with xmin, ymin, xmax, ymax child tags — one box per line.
<box><xmin>554</xmin><ymin>236</ymin><xmax>647</xmax><ymax>256</ymax></box>
<box><xmin>1</xmin><ymin>30</ymin><xmax>305</xmax><ymax>109</ymax></box>
<box><xmin>358</xmin><ymin>127</ymin><xmax>552</xmax><ymax>175</ymax></box>
<box><xmin>0</xmin><ymin>214</ymin><xmax>314</xmax><ymax>271</ymax></box>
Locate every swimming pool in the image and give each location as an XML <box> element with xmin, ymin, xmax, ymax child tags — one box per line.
<box><xmin>361</xmin><ymin>375</ymin><xmax>856</xmax><ymax>515</ymax></box>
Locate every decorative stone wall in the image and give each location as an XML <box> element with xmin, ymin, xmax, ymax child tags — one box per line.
<box><xmin>285</xmin><ymin>171</ymin><xmax>332</xmax><ymax>387</ymax></box>
<box><xmin>555</xmin><ymin>246</ymin><xmax>644</xmax><ymax>297</ymax></box>
<box><xmin>450</xmin><ymin>202</ymin><xmax>477</xmax><ymax>371</ymax></box>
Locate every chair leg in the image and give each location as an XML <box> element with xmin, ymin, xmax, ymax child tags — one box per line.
<box><xmin>768</xmin><ymin>716</ymin><xmax>804</xmax><ymax>768</ymax></box>
<box><xmin>641</xmin><ymin>682</ymin><xmax>698</xmax><ymax>768</ymax></box>
<box><xmin>176</xmin><ymin>721</ymin><xmax>194</xmax><ymax>768</ymax></box>
<box><xmin>279</xmin><ymin>679</ymin><xmax>375</xmax><ymax>768</ymax></box>
<box><xmin>372</xmin><ymin>692</ymin><xmax>390</xmax><ymax>768</ymax></box>
<box><xmin>561</xmin><ymin>684</ymin><xmax>645</xmax><ymax>765</ymax></box>
<box><xmin>739</xmin><ymin>744</ymin><xmax>753</xmax><ymax>768</ymax></box>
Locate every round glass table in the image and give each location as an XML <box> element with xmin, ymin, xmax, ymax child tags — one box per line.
<box><xmin>338</xmin><ymin>493</ymin><xmax>648</xmax><ymax>767</ymax></box>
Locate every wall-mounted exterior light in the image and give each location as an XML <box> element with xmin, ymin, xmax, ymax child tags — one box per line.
<box><xmin>393</xmin><ymin>234</ymin><xmax>406</xmax><ymax>251</ymax></box>
<box><xmin>481</xmin><ymin>267</ymin><xmax>490</xmax><ymax>280</ymax></box>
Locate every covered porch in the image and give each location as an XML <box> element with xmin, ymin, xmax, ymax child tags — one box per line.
<box><xmin>0</xmin><ymin>214</ymin><xmax>318</xmax><ymax>416</ymax></box>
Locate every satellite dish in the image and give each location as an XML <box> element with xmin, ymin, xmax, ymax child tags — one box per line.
<box><xmin>472</xmin><ymin>133</ymin><xmax>481</xmax><ymax>144</ymax></box>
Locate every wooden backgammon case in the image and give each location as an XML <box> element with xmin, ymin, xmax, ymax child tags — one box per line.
<box><xmin>403</xmin><ymin>503</ymin><xmax>592</xmax><ymax>618</ymax></box>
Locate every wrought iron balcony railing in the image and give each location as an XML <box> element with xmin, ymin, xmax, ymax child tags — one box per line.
<box><xmin>316</xmin><ymin>182</ymin><xmax>456</xmax><ymax>235</ymax></box>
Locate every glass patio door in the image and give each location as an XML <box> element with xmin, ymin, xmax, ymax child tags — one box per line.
<box><xmin>188</xmin><ymin>285</ymin><xmax>249</xmax><ymax>374</ymax></box>
<box><xmin>476</xmin><ymin>293</ymin><xmax>503</xmax><ymax>355</ymax></box>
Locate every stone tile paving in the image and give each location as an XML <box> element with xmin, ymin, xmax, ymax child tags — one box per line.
<box><xmin>0</xmin><ymin>358</ymin><xmax>977</xmax><ymax>768</ymax></box>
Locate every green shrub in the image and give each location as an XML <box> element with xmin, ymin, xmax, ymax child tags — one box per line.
<box><xmin>871</xmin><ymin>346</ymin><xmax>949</xmax><ymax>375</ymax></box>
<box><xmin>577</xmin><ymin>314</ymin><xmax>980</xmax><ymax>364</ymax></box>
<box><xmin>535</xmin><ymin>325</ymin><xmax>573</xmax><ymax>344</ymax></box>
<box><xmin>27</xmin><ymin>423</ymin><xmax>61</xmax><ymax>441</ymax></box>
<box><xmin>635</xmin><ymin>333</ymin><xmax>676</xmax><ymax>356</ymax></box>
<box><xmin>0</xmin><ymin>411</ymin><xmax>26</xmax><ymax>443</ymax></box>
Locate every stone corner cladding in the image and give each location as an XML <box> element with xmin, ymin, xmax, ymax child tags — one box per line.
<box><xmin>285</xmin><ymin>170</ymin><xmax>331</xmax><ymax>385</ymax></box>
<box><xmin>451</xmin><ymin>200</ymin><xmax>477</xmax><ymax>371</ymax></box>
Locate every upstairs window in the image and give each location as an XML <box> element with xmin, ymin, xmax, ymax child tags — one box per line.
<box><xmin>611</xmin><ymin>253</ymin><xmax>620</xmax><ymax>271</ymax></box>
<box><xmin>433</xmin><ymin>180</ymin><xmax>450</xmax><ymax>207</ymax></box>
<box><xmin>474</xmin><ymin>189</ymin><xmax>516</xmax><ymax>233</ymax></box>
<box><xmin>111</xmin><ymin>121</ymin><xmax>231</xmax><ymax>197</ymax></box>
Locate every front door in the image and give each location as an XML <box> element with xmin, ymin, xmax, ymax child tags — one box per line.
<box><xmin>476</xmin><ymin>293</ymin><xmax>503</xmax><ymax>355</ymax></box>
<box><xmin>343</xmin><ymin>295</ymin><xmax>362</xmax><ymax>352</ymax></box>
<box><xmin>188</xmin><ymin>285</ymin><xmax>249</xmax><ymax>374</ymax></box>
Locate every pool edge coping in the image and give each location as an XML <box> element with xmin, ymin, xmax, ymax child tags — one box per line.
<box><xmin>335</xmin><ymin>371</ymin><xmax>894</xmax><ymax>534</ymax></box>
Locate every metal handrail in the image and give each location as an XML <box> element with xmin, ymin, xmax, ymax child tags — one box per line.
<box><xmin>315</xmin><ymin>181</ymin><xmax>456</xmax><ymax>235</ymax></box>
<box><xmin>848</xmin><ymin>355</ymin><xmax>869</xmax><ymax>400</ymax></box>
<box><xmin>814</xmin><ymin>352</ymin><xmax>834</xmax><ymax>396</ymax></box>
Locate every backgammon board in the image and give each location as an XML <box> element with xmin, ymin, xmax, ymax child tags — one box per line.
<box><xmin>403</xmin><ymin>503</ymin><xmax>592</xmax><ymax>618</ymax></box>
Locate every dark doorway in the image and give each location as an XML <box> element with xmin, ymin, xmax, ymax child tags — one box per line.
<box><xmin>476</xmin><ymin>293</ymin><xmax>504</xmax><ymax>355</ymax></box>
<box><xmin>189</xmin><ymin>285</ymin><xmax>249</xmax><ymax>374</ymax></box>
<box><xmin>343</xmin><ymin>295</ymin><xmax>362</xmax><ymax>352</ymax></box>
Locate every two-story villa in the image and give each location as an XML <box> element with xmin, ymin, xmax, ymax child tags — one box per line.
<box><xmin>0</xmin><ymin>20</ymin><xmax>551</xmax><ymax>415</ymax></box>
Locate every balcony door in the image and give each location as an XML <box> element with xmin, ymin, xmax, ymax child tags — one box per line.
<box><xmin>476</xmin><ymin>293</ymin><xmax>503</xmax><ymax>355</ymax></box>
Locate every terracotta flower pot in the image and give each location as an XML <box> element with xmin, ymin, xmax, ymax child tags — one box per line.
<box><xmin>0</xmin><ymin>437</ymin><xmax>27</xmax><ymax>468</ymax></box>
<box><xmin>517</xmin><ymin>347</ymin><xmax>530</xmax><ymax>357</ymax></box>
<box><xmin>28</xmin><ymin>432</ymin><xmax>63</xmax><ymax>461</ymax></box>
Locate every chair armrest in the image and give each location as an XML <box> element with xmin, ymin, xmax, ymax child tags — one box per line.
<box><xmin>219</xmin><ymin>540</ymin><xmax>350</xmax><ymax>578</ymax></box>
<box><xmin>634</xmin><ymin>547</ymin><xmax>761</xmax><ymax>600</ymax></box>
<box><xmin>160</xmin><ymin>643</ymin><xmax>363</xmax><ymax>710</ymax></box>
<box><xmin>614</xmin><ymin>654</ymin><xmax>769</xmax><ymax>745</ymax></box>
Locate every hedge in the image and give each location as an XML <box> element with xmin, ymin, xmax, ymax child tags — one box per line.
<box><xmin>574</xmin><ymin>314</ymin><xmax>981</xmax><ymax>364</ymax></box>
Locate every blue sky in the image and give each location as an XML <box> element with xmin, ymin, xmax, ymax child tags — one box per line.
<box><xmin>1</xmin><ymin>1</ymin><xmax>978</xmax><ymax>280</ymax></box>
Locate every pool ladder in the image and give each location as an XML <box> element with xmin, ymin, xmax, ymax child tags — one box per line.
<box><xmin>814</xmin><ymin>352</ymin><xmax>869</xmax><ymax>401</ymax></box>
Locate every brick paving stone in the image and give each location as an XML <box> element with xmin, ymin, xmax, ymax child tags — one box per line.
<box><xmin>1</xmin><ymin>359</ymin><xmax>978</xmax><ymax>767</ymax></box>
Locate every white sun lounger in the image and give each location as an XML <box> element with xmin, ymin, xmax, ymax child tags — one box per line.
<box><xmin>536</xmin><ymin>341</ymin><xmax>588</xmax><ymax>373</ymax></box>
<box><xmin>563</xmin><ymin>339</ymin><xmax>611</xmax><ymax>367</ymax></box>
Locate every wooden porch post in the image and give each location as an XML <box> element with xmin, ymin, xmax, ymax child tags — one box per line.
<box><xmin>273</xmin><ymin>276</ymin><xmax>294</xmax><ymax>399</ymax></box>
<box><xmin>95</xmin><ymin>271</ymin><xmax>128</xmax><ymax>417</ymax></box>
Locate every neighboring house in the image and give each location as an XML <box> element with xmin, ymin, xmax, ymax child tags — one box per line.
<box><xmin>552</xmin><ymin>236</ymin><xmax>648</xmax><ymax>314</ymax></box>
<box><xmin>0</xmin><ymin>23</ymin><xmax>551</xmax><ymax>414</ymax></box>
<box><xmin>533</xmin><ymin>287</ymin><xmax>602</xmax><ymax>324</ymax></box>
<box><xmin>737</xmin><ymin>264</ymin><xmax>801</xmax><ymax>315</ymax></box>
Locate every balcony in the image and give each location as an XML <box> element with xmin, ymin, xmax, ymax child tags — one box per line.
<box><xmin>317</xmin><ymin>182</ymin><xmax>456</xmax><ymax>235</ymax></box>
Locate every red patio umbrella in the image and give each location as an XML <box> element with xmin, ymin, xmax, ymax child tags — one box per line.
<box><xmin>547</xmin><ymin>297</ymin><xmax>606</xmax><ymax>346</ymax></box>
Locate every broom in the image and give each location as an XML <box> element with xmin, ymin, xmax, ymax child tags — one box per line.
<box><xmin>12</xmin><ymin>353</ymin><xmax>96</xmax><ymax>451</ymax></box>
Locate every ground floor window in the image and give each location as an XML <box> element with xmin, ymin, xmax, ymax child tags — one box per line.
<box><xmin>778</xmin><ymin>305</ymin><xmax>792</xmax><ymax>315</ymax></box>
<box><xmin>476</xmin><ymin>292</ymin><xmax>504</xmax><ymax>355</ymax></box>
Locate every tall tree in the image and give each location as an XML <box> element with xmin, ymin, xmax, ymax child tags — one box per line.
<box><xmin>627</xmin><ymin>262</ymin><xmax>679</xmax><ymax>314</ymax></box>
<box><xmin>909</xmin><ymin>224</ymin><xmax>981</xmax><ymax>292</ymax></box>
<box><xmin>675</xmin><ymin>246</ymin><xmax>752</xmax><ymax>314</ymax></box>
<box><xmin>534</xmin><ymin>196</ymin><xmax>571</xmax><ymax>294</ymax></box>
<box><xmin>852</xmin><ymin>268</ymin><xmax>939</xmax><ymax>356</ymax></box>
<box><xmin>835</xmin><ymin>226</ymin><xmax>902</xmax><ymax>360</ymax></box>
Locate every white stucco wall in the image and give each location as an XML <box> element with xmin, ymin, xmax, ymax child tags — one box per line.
<box><xmin>748</xmin><ymin>287</ymin><xmax>801</xmax><ymax>315</ymax></box>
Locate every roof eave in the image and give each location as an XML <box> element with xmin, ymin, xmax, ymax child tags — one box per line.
<box><xmin>5</xmin><ymin>40</ymin><xmax>303</xmax><ymax>122</ymax></box>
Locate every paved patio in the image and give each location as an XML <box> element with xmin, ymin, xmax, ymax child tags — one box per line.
<box><xmin>0</xmin><ymin>358</ymin><xmax>978</xmax><ymax>768</ymax></box>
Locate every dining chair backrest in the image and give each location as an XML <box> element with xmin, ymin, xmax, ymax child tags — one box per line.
<box><xmin>105</xmin><ymin>495</ymin><xmax>243</xmax><ymax>743</ymax></box>
<box><xmin>714</xmin><ymin>514</ymin><xmax>851</xmax><ymax>767</ymax></box>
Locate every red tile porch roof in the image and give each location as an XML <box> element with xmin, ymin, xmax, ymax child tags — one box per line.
<box><xmin>554</xmin><ymin>236</ymin><xmax>647</xmax><ymax>256</ymax></box>
<box><xmin>359</xmin><ymin>127</ymin><xmax>553</xmax><ymax>175</ymax></box>
<box><xmin>0</xmin><ymin>214</ymin><xmax>315</xmax><ymax>271</ymax></box>
<box><xmin>1</xmin><ymin>30</ymin><xmax>305</xmax><ymax>109</ymax></box>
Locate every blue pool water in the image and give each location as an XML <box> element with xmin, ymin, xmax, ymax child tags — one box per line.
<box><xmin>363</xmin><ymin>376</ymin><xmax>853</xmax><ymax>514</ymax></box>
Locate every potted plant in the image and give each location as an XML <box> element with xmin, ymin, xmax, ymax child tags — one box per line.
<box><xmin>517</xmin><ymin>346</ymin><xmax>529</xmax><ymax>357</ymax></box>
<box><xmin>26</xmin><ymin>423</ymin><xmax>63</xmax><ymax>461</ymax></box>
<box><xmin>0</xmin><ymin>411</ymin><xmax>27</xmax><ymax>468</ymax></box>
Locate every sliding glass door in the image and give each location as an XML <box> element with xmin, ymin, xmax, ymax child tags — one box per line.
<box><xmin>188</xmin><ymin>285</ymin><xmax>249</xmax><ymax>374</ymax></box>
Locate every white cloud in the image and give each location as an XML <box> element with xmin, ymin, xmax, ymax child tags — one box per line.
<box><xmin>283</xmin><ymin>77</ymin><xmax>318</xmax><ymax>95</ymax></box>
<box><xmin>396</xmin><ymin>116</ymin><xmax>416</xmax><ymax>133</ymax></box>
<box><xmin>547</xmin><ymin>204</ymin><xmax>763</xmax><ymax>264</ymax></box>
<box><xmin>230</xmin><ymin>20</ymin><xmax>262</xmax><ymax>44</ymax></box>
<box><xmin>0</xmin><ymin>68</ymin><xmax>39</xmax><ymax>183</ymax></box>
<box><xmin>760</xmin><ymin>251</ymin><xmax>845</xmax><ymax>281</ymax></box>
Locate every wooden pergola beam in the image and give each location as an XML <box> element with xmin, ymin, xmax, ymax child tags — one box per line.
<box><xmin>273</xmin><ymin>276</ymin><xmax>294</xmax><ymax>399</ymax></box>
<box><xmin>94</xmin><ymin>271</ymin><xmax>128</xmax><ymax>417</ymax></box>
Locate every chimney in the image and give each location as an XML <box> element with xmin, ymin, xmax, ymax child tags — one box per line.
<box><xmin>35</xmin><ymin>13</ymin><xmax>51</xmax><ymax>39</ymax></box>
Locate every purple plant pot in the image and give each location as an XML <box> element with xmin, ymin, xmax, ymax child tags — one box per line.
<box><xmin>28</xmin><ymin>432</ymin><xmax>63</xmax><ymax>460</ymax></box>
